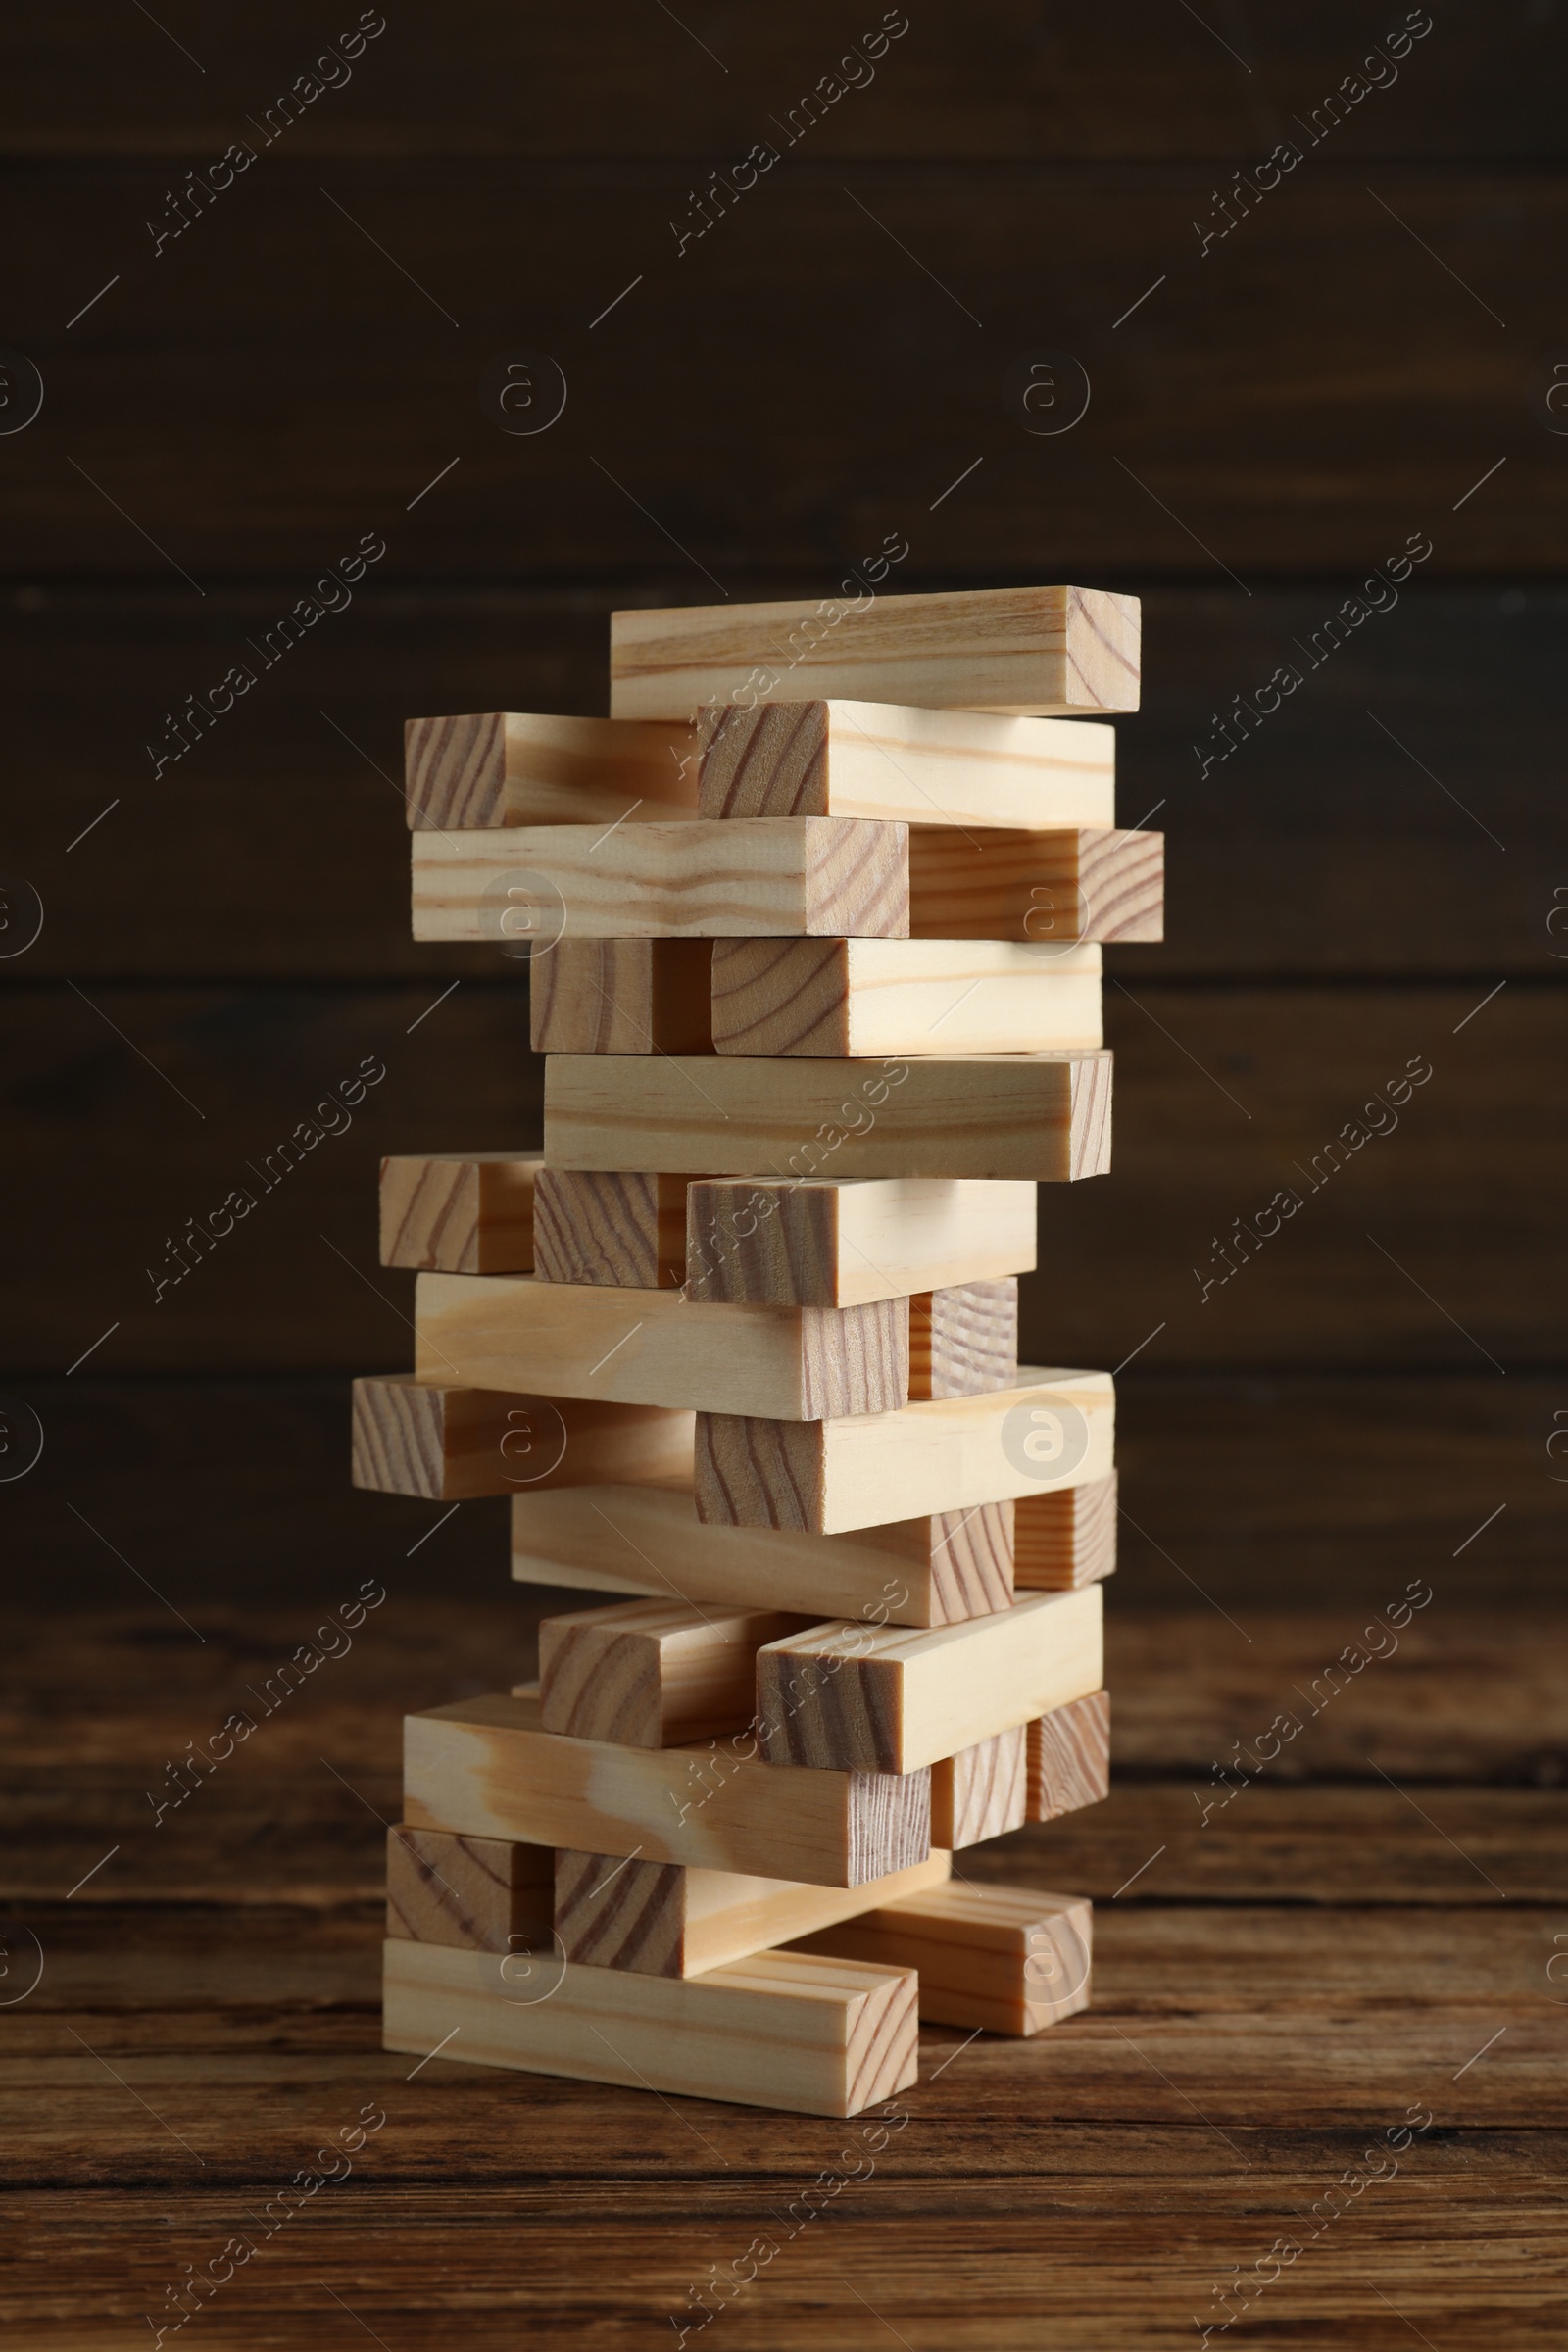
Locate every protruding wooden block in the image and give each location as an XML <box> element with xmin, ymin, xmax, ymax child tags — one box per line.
<box><xmin>906</xmin><ymin>827</ymin><xmax>1162</xmax><ymax>945</ymax></box>
<box><xmin>378</xmin><ymin>1153</ymin><xmax>541</xmax><ymax>1274</ymax></box>
<box><xmin>539</xmin><ymin>1598</ymin><xmax>808</xmax><ymax>1747</ymax></box>
<box><xmin>789</xmin><ymin>1883</ymin><xmax>1093</xmax><ymax>2036</ymax></box>
<box><xmin>385</xmin><ymin>1825</ymin><xmax>554</xmax><ymax>1953</ymax></box>
<box><xmin>697</xmin><ymin>1368</ymin><xmax>1116</xmax><ymax>1535</ymax></box>
<box><xmin>908</xmin><ymin>1280</ymin><xmax>1018</xmax><ymax>1402</ymax></box>
<box><xmin>684</xmin><ymin>1178</ymin><xmax>1037</xmax><ymax>1309</ymax></box>
<box><xmin>710</xmin><ymin>937</ymin><xmax>1102</xmax><ymax>1057</ymax></box>
<box><xmin>403</xmin><ymin>711</ymin><xmax>697</xmax><ymax>830</ymax></box>
<box><xmin>1027</xmin><ymin>1689</ymin><xmax>1111</xmax><ymax>1823</ymax></box>
<box><xmin>698</xmin><ymin>699</ymin><xmax>1116</xmax><ymax>827</ymax></box>
<box><xmin>529</xmin><ymin>939</ymin><xmax>713</xmax><ymax>1056</ymax></box>
<box><xmin>350</xmin><ymin>1375</ymin><xmax>694</xmax><ymax>1501</ymax></box>
<box><xmin>403</xmin><ymin>1690</ymin><xmax>932</xmax><ymax>1886</ymax></box>
<box><xmin>757</xmin><ymin>1588</ymin><xmax>1103</xmax><ymax>1775</ymax></box>
<box><xmin>1014</xmin><ymin>1471</ymin><xmax>1119</xmax><ymax>1590</ymax></box>
<box><xmin>610</xmin><ymin>586</ymin><xmax>1142</xmax><ymax>719</ymax></box>
<box><xmin>929</xmin><ymin>1726</ymin><xmax>1028</xmax><ymax>1848</ymax></box>
<box><xmin>512</xmin><ymin>1485</ymin><xmax>1014</xmax><ymax>1629</ymax></box>
<box><xmin>553</xmin><ymin>1846</ymin><xmax>951</xmax><ymax>1978</ymax></box>
<box><xmin>533</xmin><ymin>1170</ymin><xmax>691</xmax><ymax>1291</ymax></box>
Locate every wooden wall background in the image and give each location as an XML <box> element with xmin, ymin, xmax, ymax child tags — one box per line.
<box><xmin>3</xmin><ymin>1</ymin><xmax>1564</xmax><ymax>1614</ymax></box>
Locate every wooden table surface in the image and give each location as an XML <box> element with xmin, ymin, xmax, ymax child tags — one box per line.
<box><xmin>5</xmin><ymin>1599</ymin><xmax>1564</xmax><ymax>2349</ymax></box>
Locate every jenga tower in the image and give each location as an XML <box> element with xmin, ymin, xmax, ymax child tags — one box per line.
<box><xmin>357</xmin><ymin>583</ymin><xmax>1156</xmax><ymax>2117</ymax></box>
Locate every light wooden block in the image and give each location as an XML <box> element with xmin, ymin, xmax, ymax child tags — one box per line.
<box><xmin>415</xmin><ymin>1273</ymin><xmax>906</xmax><ymax>1420</ymax></box>
<box><xmin>697</xmin><ymin>1367</ymin><xmax>1115</xmax><ymax>1536</ymax></box>
<box><xmin>539</xmin><ymin>1598</ymin><xmax>808</xmax><ymax>1747</ymax></box>
<box><xmin>383</xmin><ymin>1935</ymin><xmax>917</xmax><ymax>2117</ymax></box>
<box><xmin>684</xmin><ymin>1178</ymin><xmax>1037</xmax><ymax>1309</ymax></box>
<box><xmin>906</xmin><ymin>826</ymin><xmax>1162</xmax><ymax>945</ymax></box>
<box><xmin>1027</xmin><ymin>1689</ymin><xmax>1111</xmax><ymax>1823</ymax></box>
<box><xmin>529</xmin><ymin>938</ymin><xmax>713</xmax><ymax>1056</ymax></box>
<box><xmin>403</xmin><ymin>711</ymin><xmax>697</xmax><ymax>829</ymax></box>
<box><xmin>554</xmin><ymin>1846</ymin><xmax>951</xmax><ymax>1978</ymax></box>
<box><xmin>533</xmin><ymin>1170</ymin><xmax>691</xmax><ymax>1291</ymax></box>
<box><xmin>511</xmin><ymin>1485</ymin><xmax>1014</xmax><ymax>1629</ymax></box>
<box><xmin>698</xmin><ymin>699</ymin><xmax>1116</xmax><ymax>827</ymax></box>
<box><xmin>1014</xmin><ymin>1471</ymin><xmax>1119</xmax><ymax>1590</ymax></box>
<box><xmin>404</xmin><ymin>1690</ymin><xmax>931</xmax><ymax>1886</ymax></box>
<box><xmin>378</xmin><ymin>1153</ymin><xmax>540</xmax><ymax>1274</ymax></box>
<box><xmin>546</xmin><ymin>1052</ymin><xmax>1112</xmax><ymax>1183</ymax></box>
<box><xmin>929</xmin><ymin>1726</ymin><xmax>1028</xmax><ymax>1848</ymax></box>
<box><xmin>908</xmin><ymin>1280</ymin><xmax>1018</xmax><ymax>1402</ymax></box>
<box><xmin>350</xmin><ymin>1374</ymin><xmax>694</xmax><ymax>1501</ymax></box>
<box><xmin>609</xmin><ymin>586</ymin><xmax>1141</xmax><ymax>719</ymax></box>
<box><xmin>710</xmin><ymin>937</ymin><xmax>1102</xmax><ymax>1057</ymax></box>
<box><xmin>757</xmin><ymin>1588</ymin><xmax>1103</xmax><ymax>1775</ymax></box>
<box><xmin>385</xmin><ymin>1825</ymin><xmax>554</xmax><ymax>1953</ymax></box>
<box><xmin>789</xmin><ymin>1883</ymin><xmax>1093</xmax><ymax>2036</ymax></box>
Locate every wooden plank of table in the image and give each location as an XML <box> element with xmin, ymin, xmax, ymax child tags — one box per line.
<box><xmin>710</xmin><ymin>936</ymin><xmax>1103</xmax><ymax>1056</ymax></box>
<box><xmin>350</xmin><ymin>1374</ymin><xmax>695</xmax><ymax>1501</ymax></box>
<box><xmin>403</xmin><ymin>711</ymin><xmax>698</xmax><ymax>829</ymax></box>
<box><xmin>378</xmin><ymin>1152</ymin><xmax>541</xmax><ymax>1273</ymax></box>
<box><xmin>929</xmin><ymin>1724</ymin><xmax>1028</xmax><ymax>1847</ymax></box>
<box><xmin>383</xmin><ymin>1935</ymin><xmax>917</xmax><ymax>2116</ymax></box>
<box><xmin>906</xmin><ymin>826</ymin><xmax>1162</xmax><ymax>944</ymax></box>
<box><xmin>545</xmin><ymin>1053</ymin><xmax>1112</xmax><ymax>1183</ymax></box>
<box><xmin>532</xmin><ymin>1169</ymin><xmax>691</xmax><ymax>1290</ymax></box>
<box><xmin>528</xmin><ymin>937</ymin><xmax>714</xmax><ymax>1055</ymax></box>
<box><xmin>685</xmin><ymin>1177</ymin><xmax>1038</xmax><ymax>1308</ymax></box>
<box><xmin>908</xmin><ymin>1280</ymin><xmax>1018</xmax><ymax>1402</ymax></box>
<box><xmin>403</xmin><ymin>1690</ymin><xmax>932</xmax><ymax>1886</ymax></box>
<box><xmin>609</xmin><ymin>586</ymin><xmax>1141</xmax><ymax>718</ymax></box>
<box><xmin>1028</xmin><ymin>1689</ymin><xmax>1112</xmax><ymax>1823</ymax></box>
<box><xmin>789</xmin><ymin>1883</ymin><xmax>1093</xmax><ymax>2035</ymax></box>
<box><xmin>697</xmin><ymin>1368</ymin><xmax>1116</xmax><ymax>1535</ymax></box>
<box><xmin>697</xmin><ymin>699</ymin><xmax>1116</xmax><ymax>827</ymax></box>
<box><xmin>1014</xmin><ymin>1473</ymin><xmax>1119</xmax><ymax>1590</ymax></box>
<box><xmin>539</xmin><ymin>1597</ymin><xmax>809</xmax><ymax>1746</ymax></box>
<box><xmin>385</xmin><ymin>1824</ymin><xmax>555</xmax><ymax>1953</ymax></box>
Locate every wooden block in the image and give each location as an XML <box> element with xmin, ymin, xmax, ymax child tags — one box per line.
<box><xmin>403</xmin><ymin>711</ymin><xmax>697</xmax><ymax>830</ymax></box>
<box><xmin>1027</xmin><ymin>1689</ymin><xmax>1111</xmax><ymax>1823</ymax></box>
<box><xmin>929</xmin><ymin>1726</ymin><xmax>1028</xmax><ymax>1848</ymax></box>
<box><xmin>546</xmin><ymin>1052</ymin><xmax>1112</xmax><ymax>1183</ymax></box>
<box><xmin>1014</xmin><ymin>1471</ymin><xmax>1119</xmax><ymax>1590</ymax></box>
<box><xmin>385</xmin><ymin>1825</ymin><xmax>554</xmax><ymax>1953</ymax></box>
<box><xmin>383</xmin><ymin>1936</ymin><xmax>917</xmax><ymax>2117</ymax></box>
<box><xmin>710</xmin><ymin>937</ymin><xmax>1102</xmax><ymax>1057</ymax></box>
<box><xmin>350</xmin><ymin>1374</ymin><xmax>694</xmax><ymax>1502</ymax></box>
<box><xmin>553</xmin><ymin>1846</ymin><xmax>951</xmax><ymax>1978</ymax></box>
<box><xmin>908</xmin><ymin>1280</ymin><xmax>1018</xmax><ymax>1402</ymax></box>
<box><xmin>378</xmin><ymin>1152</ymin><xmax>540</xmax><ymax>1274</ymax></box>
<box><xmin>532</xmin><ymin>1170</ymin><xmax>691</xmax><ymax>1290</ymax></box>
<box><xmin>529</xmin><ymin>938</ymin><xmax>713</xmax><ymax>1056</ymax></box>
<box><xmin>697</xmin><ymin>1367</ymin><xmax>1115</xmax><ymax>1536</ymax></box>
<box><xmin>511</xmin><ymin>1485</ymin><xmax>1014</xmax><ymax>1629</ymax></box>
<box><xmin>906</xmin><ymin>826</ymin><xmax>1162</xmax><ymax>945</ymax></box>
<box><xmin>412</xmin><ymin>817</ymin><xmax>908</xmax><ymax>942</ymax></box>
<box><xmin>757</xmin><ymin>1588</ymin><xmax>1103</xmax><ymax>1774</ymax></box>
<box><xmin>415</xmin><ymin>1273</ymin><xmax>906</xmax><ymax>1421</ymax></box>
<box><xmin>539</xmin><ymin>1598</ymin><xmax>808</xmax><ymax>1747</ymax></box>
<box><xmin>789</xmin><ymin>1883</ymin><xmax>1093</xmax><ymax>2036</ymax></box>
<box><xmin>685</xmin><ymin>1178</ymin><xmax>1037</xmax><ymax>1309</ymax></box>
<box><xmin>404</xmin><ymin>1690</ymin><xmax>932</xmax><ymax>1886</ymax></box>
<box><xmin>609</xmin><ymin>586</ymin><xmax>1141</xmax><ymax>719</ymax></box>
<box><xmin>698</xmin><ymin>699</ymin><xmax>1116</xmax><ymax>827</ymax></box>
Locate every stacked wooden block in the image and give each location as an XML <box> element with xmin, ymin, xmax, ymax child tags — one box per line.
<box><xmin>357</xmin><ymin>585</ymin><xmax>1156</xmax><ymax>2116</ymax></box>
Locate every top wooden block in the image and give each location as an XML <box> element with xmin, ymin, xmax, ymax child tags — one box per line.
<box><xmin>404</xmin><ymin>712</ymin><xmax>697</xmax><ymax>830</ymax></box>
<box><xmin>609</xmin><ymin>587</ymin><xmax>1142</xmax><ymax>720</ymax></box>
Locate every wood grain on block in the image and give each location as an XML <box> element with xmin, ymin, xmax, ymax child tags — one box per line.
<box><xmin>529</xmin><ymin>938</ymin><xmax>713</xmax><ymax>1056</ymax></box>
<box><xmin>698</xmin><ymin>699</ymin><xmax>1116</xmax><ymax>828</ymax></box>
<box><xmin>757</xmin><ymin>1587</ymin><xmax>1103</xmax><ymax>1775</ymax></box>
<box><xmin>415</xmin><ymin>1273</ymin><xmax>906</xmax><ymax>1421</ymax></box>
<box><xmin>908</xmin><ymin>1280</ymin><xmax>1019</xmax><ymax>1402</ymax></box>
<box><xmin>906</xmin><ymin>826</ymin><xmax>1163</xmax><ymax>945</ymax></box>
<box><xmin>533</xmin><ymin>1170</ymin><xmax>691</xmax><ymax>1291</ymax></box>
<box><xmin>546</xmin><ymin>1053</ymin><xmax>1113</xmax><ymax>1183</ymax></box>
<box><xmin>385</xmin><ymin>1824</ymin><xmax>554</xmax><ymax>1953</ymax></box>
<box><xmin>403</xmin><ymin>1690</ymin><xmax>931</xmax><ymax>1886</ymax></box>
<box><xmin>351</xmin><ymin>1374</ymin><xmax>694</xmax><ymax>1502</ymax></box>
<box><xmin>379</xmin><ymin>1152</ymin><xmax>540</xmax><ymax>1274</ymax></box>
<box><xmin>710</xmin><ymin>936</ymin><xmax>1102</xmax><ymax>1057</ymax></box>
<box><xmin>553</xmin><ymin>1846</ymin><xmax>951</xmax><ymax>1978</ymax></box>
<box><xmin>382</xmin><ymin>1936</ymin><xmax>917</xmax><ymax>2117</ymax></box>
<box><xmin>539</xmin><ymin>1598</ymin><xmax>808</xmax><ymax>1747</ymax></box>
<box><xmin>1014</xmin><ymin>1472</ymin><xmax>1119</xmax><ymax>1591</ymax></box>
<box><xmin>697</xmin><ymin>1367</ymin><xmax>1116</xmax><ymax>1536</ymax></box>
<box><xmin>609</xmin><ymin>586</ymin><xmax>1141</xmax><ymax>718</ymax></box>
<box><xmin>929</xmin><ymin>1725</ymin><xmax>1028</xmax><ymax>1848</ymax></box>
<box><xmin>788</xmin><ymin>1883</ymin><xmax>1093</xmax><ymax>2036</ymax></box>
<box><xmin>511</xmin><ymin>1485</ymin><xmax>1013</xmax><ymax>1629</ymax></box>
<box><xmin>1027</xmin><ymin>1689</ymin><xmax>1111</xmax><ymax>1823</ymax></box>
<box><xmin>411</xmin><ymin>818</ymin><xmax>908</xmax><ymax>942</ymax></box>
<box><xmin>685</xmin><ymin>1178</ymin><xmax>1037</xmax><ymax>1309</ymax></box>
<box><xmin>403</xmin><ymin>711</ymin><xmax>697</xmax><ymax>830</ymax></box>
